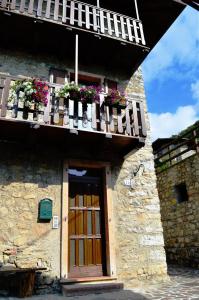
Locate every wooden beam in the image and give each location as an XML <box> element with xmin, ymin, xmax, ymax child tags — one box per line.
<box><xmin>172</xmin><ymin>0</ymin><xmax>199</xmax><ymax>10</ymax></box>
<box><xmin>61</xmin><ymin>161</ymin><xmax>69</xmax><ymax>279</ymax></box>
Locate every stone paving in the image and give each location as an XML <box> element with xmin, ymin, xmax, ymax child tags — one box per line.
<box><xmin>1</xmin><ymin>266</ymin><xmax>199</xmax><ymax>300</ymax></box>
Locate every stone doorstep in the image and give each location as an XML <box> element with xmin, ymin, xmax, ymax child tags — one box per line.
<box><xmin>61</xmin><ymin>281</ymin><xmax>124</xmax><ymax>297</ymax></box>
<box><xmin>60</xmin><ymin>276</ymin><xmax>117</xmax><ymax>284</ymax></box>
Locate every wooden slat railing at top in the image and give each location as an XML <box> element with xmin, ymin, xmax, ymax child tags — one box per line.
<box><xmin>0</xmin><ymin>75</ymin><xmax>147</xmax><ymax>138</ymax></box>
<box><xmin>0</xmin><ymin>0</ymin><xmax>147</xmax><ymax>47</ymax></box>
<box><xmin>154</xmin><ymin>125</ymin><xmax>199</xmax><ymax>173</ymax></box>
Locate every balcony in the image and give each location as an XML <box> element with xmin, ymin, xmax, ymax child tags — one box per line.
<box><xmin>153</xmin><ymin>124</ymin><xmax>199</xmax><ymax>173</ymax></box>
<box><xmin>0</xmin><ymin>74</ymin><xmax>147</xmax><ymax>160</ymax></box>
<box><xmin>0</xmin><ymin>0</ymin><xmax>147</xmax><ymax>49</ymax></box>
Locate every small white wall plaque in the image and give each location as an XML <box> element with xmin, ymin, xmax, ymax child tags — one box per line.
<box><xmin>52</xmin><ymin>216</ymin><xmax>59</xmax><ymax>229</ymax></box>
<box><xmin>124</xmin><ymin>179</ymin><xmax>135</xmax><ymax>188</ymax></box>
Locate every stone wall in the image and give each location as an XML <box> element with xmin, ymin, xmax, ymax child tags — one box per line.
<box><xmin>156</xmin><ymin>154</ymin><xmax>199</xmax><ymax>268</ymax></box>
<box><xmin>0</xmin><ymin>144</ymin><xmax>62</xmax><ymax>293</ymax></box>
<box><xmin>0</xmin><ymin>48</ymin><xmax>167</xmax><ymax>292</ymax></box>
<box><xmin>111</xmin><ymin>70</ymin><xmax>167</xmax><ymax>286</ymax></box>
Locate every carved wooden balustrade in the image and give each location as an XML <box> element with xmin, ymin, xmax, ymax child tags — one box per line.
<box><xmin>0</xmin><ymin>75</ymin><xmax>147</xmax><ymax>139</ymax></box>
<box><xmin>0</xmin><ymin>0</ymin><xmax>147</xmax><ymax>47</ymax></box>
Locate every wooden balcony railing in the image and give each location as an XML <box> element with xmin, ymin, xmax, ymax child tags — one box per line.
<box><xmin>0</xmin><ymin>0</ymin><xmax>147</xmax><ymax>47</ymax></box>
<box><xmin>0</xmin><ymin>75</ymin><xmax>147</xmax><ymax>139</ymax></box>
<box><xmin>154</xmin><ymin>124</ymin><xmax>199</xmax><ymax>173</ymax></box>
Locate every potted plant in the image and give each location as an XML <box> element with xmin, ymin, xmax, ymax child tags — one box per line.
<box><xmin>56</xmin><ymin>82</ymin><xmax>80</xmax><ymax>101</ymax></box>
<box><xmin>31</xmin><ymin>79</ymin><xmax>49</xmax><ymax>121</ymax></box>
<box><xmin>104</xmin><ymin>89</ymin><xmax>127</xmax><ymax>108</ymax></box>
<box><xmin>8</xmin><ymin>79</ymin><xmax>34</xmax><ymax>119</ymax></box>
<box><xmin>104</xmin><ymin>89</ymin><xmax>121</xmax><ymax>107</ymax></box>
<box><xmin>8</xmin><ymin>79</ymin><xmax>49</xmax><ymax>120</ymax></box>
<box><xmin>80</xmin><ymin>85</ymin><xmax>101</xmax><ymax>104</ymax></box>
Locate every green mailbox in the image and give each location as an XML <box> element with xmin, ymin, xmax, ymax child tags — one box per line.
<box><xmin>39</xmin><ymin>198</ymin><xmax>52</xmax><ymax>220</ymax></box>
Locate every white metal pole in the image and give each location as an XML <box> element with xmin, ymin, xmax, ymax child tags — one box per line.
<box><xmin>75</xmin><ymin>34</ymin><xmax>79</xmax><ymax>85</ymax></box>
<box><xmin>134</xmin><ymin>0</ymin><xmax>139</xmax><ymax>20</ymax></box>
<box><xmin>97</xmin><ymin>0</ymin><xmax>100</xmax><ymax>7</ymax></box>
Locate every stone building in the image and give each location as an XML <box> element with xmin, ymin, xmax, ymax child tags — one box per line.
<box><xmin>0</xmin><ymin>0</ymin><xmax>188</xmax><ymax>296</ymax></box>
<box><xmin>153</xmin><ymin>122</ymin><xmax>199</xmax><ymax>268</ymax></box>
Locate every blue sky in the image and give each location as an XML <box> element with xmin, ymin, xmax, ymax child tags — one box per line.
<box><xmin>142</xmin><ymin>6</ymin><xmax>199</xmax><ymax>141</ymax></box>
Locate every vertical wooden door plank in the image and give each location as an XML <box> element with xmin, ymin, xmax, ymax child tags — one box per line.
<box><xmin>79</xmin><ymin>211</ymin><xmax>84</xmax><ymax>235</ymax></box>
<box><xmin>96</xmin><ymin>239</ymin><xmax>102</xmax><ymax>264</ymax></box>
<box><xmin>87</xmin><ymin>239</ymin><xmax>93</xmax><ymax>265</ymax></box>
<box><xmin>69</xmin><ymin>211</ymin><xmax>76</xmax><ymax>235</ymax></box>
<box><xmin>75</xmin><ymin>239</ymin><xmax>79</xmax><ymax>267</ymax></box>
<box><xmin>93</xmin><ymin>237</ymin><xmax>96</xmax><ymax>265</ymax></box>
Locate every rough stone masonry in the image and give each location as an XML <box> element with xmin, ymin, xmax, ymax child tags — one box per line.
<box><xmin>156</xmin><ymin>153</ymin><xmax>199</xmax><ymax>268</ymax></box>
<box><xmin>0</xmin><ymin>49</ymin><xmax>167</xmax><ymax>293</ymax></box>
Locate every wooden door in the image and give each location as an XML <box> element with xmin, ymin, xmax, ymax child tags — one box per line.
<box><xmin>68</xmin><ymin>168</ymin><xmax>106</xmax><ymax>278</ymax></box>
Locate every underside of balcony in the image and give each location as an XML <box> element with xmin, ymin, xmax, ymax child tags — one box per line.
<box><xmin>0</xmin><ymin>118</ymin><xmax>145</xmax><ymax>161</ymax></box>
<box><xmin>0</xmin><ymin>0</ymin><xmax>185</xmax><ymax>76</ymax></box>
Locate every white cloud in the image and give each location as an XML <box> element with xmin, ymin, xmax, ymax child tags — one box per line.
<box><xmin>150</xmin><ymin>80</ymin><xmax>199</xmax><ymax>141</ymax></box>
<box><xmin>142</xmin><ymin>7</ymin><xmax>199</xmax><ymax>83</ymax></box>
<box><xmin>149</xmin><ymin>106</ymin><xmax>198</xmax><ymax>141</ymax></box>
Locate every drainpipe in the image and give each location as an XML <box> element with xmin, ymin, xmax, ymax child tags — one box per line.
<box><xmin>134</xmin><ymin>0</ymin><xmax>139</xmax><ymax>20</ymax></box>
<box><xmin>75</xmin><ymin>34</ymin><xmax>78</xmax><ymax>85</ymax></box>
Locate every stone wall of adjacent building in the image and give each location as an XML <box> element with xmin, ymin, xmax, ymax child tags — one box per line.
<box><xmin>0</xmin><ymin>48</ymin><xmax>167</xmax><ymax>293</ymax></box>
<box><xmin>156</xmin><ymin>154</ymin><xmax>199</xmax><ymax>268</ymax></box>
